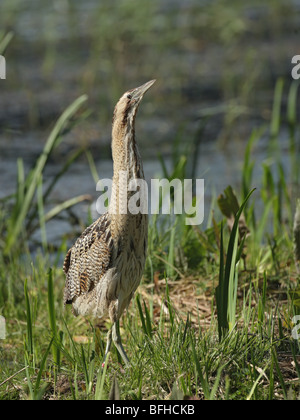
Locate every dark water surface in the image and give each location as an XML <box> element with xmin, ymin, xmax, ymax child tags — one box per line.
<box><xmin>0</xmin><ymin>0</ymin><xmax>299</xmax><ymax>245</ymax></box>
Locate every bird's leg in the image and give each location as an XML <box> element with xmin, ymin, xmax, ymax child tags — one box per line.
<box><xmin>112</xmin><ymin>321</ymin><xmax>130</xmax><ymax>367</ymax></box>
<box><xmin>102</xmin><ymin>328</ymin><xmax>112</xmax><ymax>367</ymax></box>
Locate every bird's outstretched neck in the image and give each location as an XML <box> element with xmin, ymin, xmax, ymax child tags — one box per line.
<box><xmin>109</xmin><ymin>80</ymin><xmax>155</xmax><ymax>222</ymax></box>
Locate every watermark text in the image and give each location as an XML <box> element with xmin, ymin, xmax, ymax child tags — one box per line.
<box><xmin>96</xmin><ymin>172</ymin><xmax>204</xmax><ymax>226</ymax></box>
<box><xmin>0</xmin><ymin>316</ymin><xmax>6</xmax><ymax>339</ymax></box>
<box><xmin>292</xmin><ymin>315</ymin><xmax>300</xmax><ymax>340</ymax></box>
<box><xmin>0</xmin><ymin>55</ymin><xmax>6</xmax><ymax>79</ymax></box>
<box><xmin>291</xmin><ymin>55</ymin><xmax>300</xmax><ymax>80</ymax></box>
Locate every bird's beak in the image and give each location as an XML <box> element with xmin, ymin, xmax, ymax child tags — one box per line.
<box><xmin>131</xmin><ymin>80</ymin><xmax>156</xmax><ymax>102</ymax></box>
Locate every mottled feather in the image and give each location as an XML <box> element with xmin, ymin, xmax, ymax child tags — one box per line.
<box><xmin>63</xmin><ymin>212</ymin><xmax>113</xmax><ymax>305</ymax></box>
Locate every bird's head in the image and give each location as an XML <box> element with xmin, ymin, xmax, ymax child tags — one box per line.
<box><xmin>112</xmin><ymin>80</ymin><xmax>156</xmax><ymax>128</ymax></box>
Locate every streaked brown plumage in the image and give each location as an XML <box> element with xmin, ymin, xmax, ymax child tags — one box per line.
<box><xmin>63</xmin><ymin>80</ymin><xmax>156</xmax><ymax>365</ymax></box>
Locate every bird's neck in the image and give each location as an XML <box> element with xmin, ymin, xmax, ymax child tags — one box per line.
<box><xmin>109</xmin><ymin>115</ymin><xmax>145</xmax><ymax>223</ymax></box>
<box><xmin>112</xmin><ymin>110</ymin><xmax>144</xmax><ymax>177</ymax></box>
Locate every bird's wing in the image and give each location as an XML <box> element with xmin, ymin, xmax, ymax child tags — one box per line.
<box><xmin>63</xmin><ymin>213</ymin><xmax>113</xmax><ymax>305</ymax></box>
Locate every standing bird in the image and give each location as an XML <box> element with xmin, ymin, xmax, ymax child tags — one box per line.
<box><xmin>63</xmin><ymin>80</ymin><xmax>156</xmax><ymax>366</ymax></box>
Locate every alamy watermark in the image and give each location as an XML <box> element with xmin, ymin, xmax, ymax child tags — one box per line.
<box><xmin>292</xmin><ymin>315</ymin><xmax>300</xmax><ymax>340</ymax></box>
<box><xmin>96</xmin><ymin>171</ymin><xmax>205</xmax><ymax>226</ymax></box>
<box><xmin>0</xmin><ymin>55</ymin><xmax>6</xmax><ymax>79</ymax></box>
<box><xmin>291</xmin><ymin>55</ymin><xmax>300</xmax><ymax>80</ymax></box>
<box><xmin>0</xmin><ymin>316</ymin><xmax>5</xmax><ymax>339</ymax></box>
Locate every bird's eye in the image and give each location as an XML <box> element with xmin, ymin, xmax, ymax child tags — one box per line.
<box><xmin>127</xmin><ymin>94</ymin><xmax>132</xmax><ymax>100</ymax></box>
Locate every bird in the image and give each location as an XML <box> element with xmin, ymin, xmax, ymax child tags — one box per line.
<box><xmin>63</xmin><ymin>80</ymin><xmax>156</xmax><ymax>366</ymax></box>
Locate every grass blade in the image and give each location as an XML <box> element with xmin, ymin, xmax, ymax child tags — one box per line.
<box><xmin>35</xmin><ymin>194</ymin><xmax>92</xmax><ymax>230</ymax></box>
<box><xmin>0</xmin><ymin>31</ymin><xmax>14</xmax><ymax>54</ymax></box>
<box><xmin>37</xmin><ymin>175</ymin><xmax>47</xmax><ymax>250</ymax></box>
<box><xmin>216</xmin><ymin>188</ymin><xmax>255</xmax><ymax>340</ymax></box>
<box><xmin>95</xmin><ymin>357</ymin><xmax>109</xmax><ymax>400</ymax></box>
<box><xmin>4</xmin><ymin>95</ymin><xmax>88</xmax><ymax>255</ymax></box>
<box><xmin>33</xmin><ymin>338</ymin><xmax>53</xmax><ymax>399</ymax></box>
<box><xmin>216</xmin><ymin>221</ymin><xmax>227</xmax><ymax>339</ymax></box>
<box><xmin>246</xmin><ymin>361</ymin><xmax>270</xmax><ymax>400</ymax></box>
<box><xmin>136</xmin><ymin>294</ymin><xmax>148</xmax><ymax>336</ymax></box>
<box><xmin>294</xmin><ymin>199</ymin><xmax>300</xmax><ymax>273</ymax></box>
<box><xmin>24</xmin><ymin>279</ymin><xmax>33</xmax><ymax>355</ymax></box>
<box><xmin>190</xmin><ymin>335</ymin><xmax>210</xmax><ymax>399</ymax></box>
<box><xmin>209</xmin><ymin>365</ymin><xmax>225</xmax><ymax>400</ymax></box>
<box><xmin>47</xmin><ymin>268</ymin><xmax>61</xmax><ymax>369</ymax></box>
<box><xmin>272</xmin><ymin>347</ymin><xmax>287</xmax><ymax>399</ymax></box>
<box><xmin>167</xmin><ymin>224</ymin><xmax>176</xmax><ymax>279</ymax></box>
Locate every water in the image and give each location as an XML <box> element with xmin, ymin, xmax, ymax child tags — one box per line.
<box><xmin>2</xmin><ymin>126</ymin><xmax>294</xmax><ymax>247</ymax></box>
<box><xmin>0</xmin><ymin>0</ymin><xmax>299</xmax><ymax>246</ymax></box>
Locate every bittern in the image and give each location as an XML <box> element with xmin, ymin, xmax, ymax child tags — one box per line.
<box><xmin>63</xmin><ymin>80</ymin><xmax>156</xmax><ymax>366</ymax></box>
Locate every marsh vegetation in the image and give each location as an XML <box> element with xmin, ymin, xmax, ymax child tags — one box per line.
<box><xmin>0</xmin><ymin>0</ymin><xmax>299</xmax><ymax>400</ymax></box>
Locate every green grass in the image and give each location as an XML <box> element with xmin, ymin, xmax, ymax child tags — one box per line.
<box><xmin>3</xmin><ymin>95</ymin><xmax>89</xmax><ymax>256</ymax></box>
<box><xmin>0</xmin><ymin>13</ymin><xmax>300</xmax><ymax>397</ymax></box>
<box><xmin>1</xmin><ymin>261</ymin><xmax>298</xmax><ymax>400</ymax></box>
<box><xmin>0</xmin><ymin>83</ymin><xmax>299</xmax><ymax>400</ymax></box>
